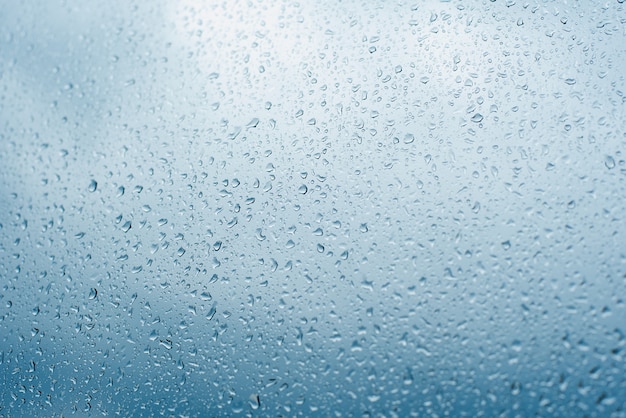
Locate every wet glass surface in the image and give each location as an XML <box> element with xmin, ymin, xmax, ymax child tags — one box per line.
<box><xmin>1</xmin><ymin>1</ymin><xmax>625</xmax><ymax>416</ymax></box>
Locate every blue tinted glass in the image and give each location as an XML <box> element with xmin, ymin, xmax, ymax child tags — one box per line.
<box><xmin>1</xmin><ymin>1</ymin><xmax>625</xmax><ymax>416</ymax></box>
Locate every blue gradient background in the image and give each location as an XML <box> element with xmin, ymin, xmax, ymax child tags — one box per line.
<box><xmin>1</xmin><ymin>0</ymin><xmax>625</xmax><ymax>416</ymax></box>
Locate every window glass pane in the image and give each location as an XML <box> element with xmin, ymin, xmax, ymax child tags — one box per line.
<box><xmin>1</xmin><ymin>1</ymin><xmax>625</xmax><ymax>416</ymax></box>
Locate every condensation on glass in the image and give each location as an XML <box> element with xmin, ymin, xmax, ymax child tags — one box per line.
<box><xmin>1</xmin><ymin>1</ymin><xmax>625</xmax><ymax>416</ymax></box>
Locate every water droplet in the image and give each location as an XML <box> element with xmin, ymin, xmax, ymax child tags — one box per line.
<box><xmin>206</xmin><ymin>306</ymin><xmax>217</xmax><ymax>321</ymax></box>
<box><xmin>88</xmin><ymin>179</ymin><xmax>97</xmax><ymax>192</ymax></box>
<box><xmin>502</xmin><ymin>240</ymin><xmax>511</xmax><ymax>250</ymax></box>
<box><xmin>511</xmin><ymin>381</ymin><xmax>522</xmax><ymax>395</ymax></box>
<box><xmin>246</xmin><ymin>118</ymin><xmax>259</xmax><ymax>129</ymax></box>
<box><xmin>403</xmin><ymin>369</ymin><xmax>414</xmax><ymax>385</ymax></box>
<box><xmin>565</xmin><ymin>78</ymin><xmax>576</xmax><ymax>85</ymax></box>
<box><xmin>88</xmin><ymin>288</ymin><xmax>98</xmax><ymax>300</ymax></box>
<box><xmin>471</xmin><ymin>113</ymin><xmax>484</xmax><ymax>123</ymax></box>
<box><xmin>159</xmin><ymin>339</ymin><xmax>173</xmax><ymax>350</ymax></box>
<box><xmin>122</xmin><ymin>221</ymin><xmax>132</xmax><ymax>233</ymax></box>
<box><xmin>605</xmin><ymin>155</ymin><xmax>616</xmax><ymax>169</ymax></box>
<box><xmin>404</xmin><ymin>133</ymin><xmax>415</xmax><ymax>144</ymax></box>
<box><xmin>249</xmin><ymin>394</ymin><xmax>260</xmax><ymax>410</ymax></box>
<box><xmin>298</xmin><ymin>185</ymin><xmax>308</xmax><ymax>194</ymax></box>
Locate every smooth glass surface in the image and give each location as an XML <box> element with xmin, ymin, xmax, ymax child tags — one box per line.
<box><xmin>1</xmin><ymin>1</ymin><xmax>625</xmax><ymax>416</ymax></box>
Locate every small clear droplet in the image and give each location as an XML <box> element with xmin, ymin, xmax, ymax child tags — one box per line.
<box><xmin>249</xmin><ymin>394</ymin><xmax>260</xmax><ymax>410</ymax></box>
<box><xmin>471</xmin><ymin>113</ymin><xmax>484</xmax><ymax>123</ymax></box>
<box><xmin>88</xmin><ymin>179</ymin><xmax>97</xmax><ymax>192</ymax></box>
<box><xmin>246</xmin><ymin>118</ymin><xmax>260</xmax><ymax>129</ymax></box>
<box><xmin>605</xmin><ymin>156</ymin><xmax>616</xmax><ymax>169</ymax></box>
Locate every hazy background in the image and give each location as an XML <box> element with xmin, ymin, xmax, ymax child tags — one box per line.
<box><xmin>1</xmin><ymin>0</ymin><xmax>625</xmax><ymax>416</ymax></box>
